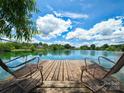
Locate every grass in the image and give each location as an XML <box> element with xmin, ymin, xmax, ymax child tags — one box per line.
<box><xmin>12</xmin><ymin>49</ymin><xmax>31</xmax><ymax>52</ymax></box>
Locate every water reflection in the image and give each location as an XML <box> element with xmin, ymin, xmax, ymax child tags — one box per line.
<box><xmin>0</xmin><ymin>50</ymin><xmax>123</xmax><ymax>62</ymax></box>
<box><xmin>102</xmin><ymin>51</ymin><xmax>108</xmax><ymax>57</ymax></box>
<box><xmin>90</xmin><ymin>50</ymin><xmax>95</xmax><ymax>56</ymax></box>
<box><xmin>48</xmin><ymin>50</ymin><xmax>71</xmax><ymax>56</ymax></box>
<box><xmin>64</xmin><ymin>50</ymin><xmax>71</xmax><ymax>55</ymax></box>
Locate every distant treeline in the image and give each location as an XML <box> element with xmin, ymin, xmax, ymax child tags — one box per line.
<box><xmin>80</xmin><ymin>44</ymin><xmax>124</xmax><ymax>51</ymax></box>
<box><xmin>0</xmin><ymin>42</ymin><xmax>75</xmax><ymax>52</ymax></box>
<box><xmin>0</xmin><ymin>42</ymin><xmax>124</xmax><ymax>52</ymax></box>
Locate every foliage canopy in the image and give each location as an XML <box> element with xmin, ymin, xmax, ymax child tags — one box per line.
<box><xmin>0</xmin><ymin>0</ymin><xmax>37</xmax><ymax>41</ymax></box>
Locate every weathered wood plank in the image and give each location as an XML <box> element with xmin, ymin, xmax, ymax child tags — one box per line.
<box><xmin>51</xmin><ymin>60</ymin><xmax>60</xmax><ymax>81</ymax></box>
<box><xmin>33</xmin><ymin>81</ymin><xmax>92</xmax><ymax>93</ymax></box>
<box><xmin>46</xmin><ymin>60</ymin><xmax>58</xmax><ymax>81</ymax></box>
<box><xmin>40</xmin><ymin>81</ymin><xmax>88</xmax><ymax>88</ymax></box>
<box><xmin>52</xmin><ymin>60</ymin><xmax>61</xmax><ymax>80</ymax></box>
<box><xmin>43</xmin><ymin>60</ymin><xmax>56</xmax><ymax>80</ymax></box>
<box><xmin>66</xmin><ymin>60</ymin><xmax>74</xmax><ymax>81</ymax></box>
<box><xmin>62</xmin><ymin>60</ymin><xmax>64</xmax><ymax>81</ymax></box>
<box><xmin>34</xmin><ymin>87</ymin><xmax>92</xmax><ymax>93</ymax></box>
<box><xmin>64</xmin><ymin>60</ymin><xmax>70</xmax><ymax>81</ymax></box>
<box><xmin>41</xmin><ymin>60</ymin><xmax>55</xmax><ymax>80</ymax></box>
<box><xmin>63</xmin><ymin>60</ymin><xmax>69</xmax><ymax>81</ymax></box>
<box><xmin>58</xmin><ymin>60</ymin><xmax>63</xmax><ymax>81</ymax></box>
<box><xmin>42</xmin><ymin>61</ymin><xmax>53</xmax><ymax>74</ymax></box>
<box><xmin>68</xmin><ymin>60</ymin><xmax>78</xmax><ymax>80</ymax></box>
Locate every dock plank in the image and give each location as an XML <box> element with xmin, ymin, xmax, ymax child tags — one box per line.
<box><xmin>58</xmin><ymin>60</ymin><xmax>63</xmax><ymax>81</ymax></box>
<box><xmin>46</xmin><ymin>60</ymin><xmax>58</xmax><ymax>81</ymax></box>
<box><xmin>66</xmin><ymin>60</ymin><xmax>74</xmax><ymax>81</ymax></box>
<box><xmin>43</xmin><ymin>60</ymin><xmax>56</xmax><ymax>80</ymax></box>
<box><xmin>68</xmin><ymin>60</ymin><xmax>79</xmax><ymax>80</ymax></box>
<box><xmin>51</xmin><ymin>60</ymin><xmax>60</xmax><ymax>80</ymax></box>
<box><xmin>63</xmin><ymin>60</ymin><xmax>69</xmax><ymax>81</ymax></box>
<box><xmin>52</xmin><ymin>60</ymin><xmax>61</xmax><ymax>80</ymax></box>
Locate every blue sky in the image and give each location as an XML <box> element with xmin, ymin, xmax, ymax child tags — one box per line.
<box><xmin>31</xmin><ymin>0</ymin><xmax>124</xmax><ymax>47</ymax></box>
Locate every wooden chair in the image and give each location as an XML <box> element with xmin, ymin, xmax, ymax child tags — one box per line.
<box><xmin>80</xmin><ymin>53</ymin><xmax>124</xmax><ymax>93</ymax></box>
<box><xmin>0</xmin><ymin>56</ymin><xmax>43</xmax><ymax>93</ymax></box>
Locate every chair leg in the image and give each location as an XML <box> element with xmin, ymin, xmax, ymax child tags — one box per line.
<box><xmin>38</xmin><ymin>66</ymin><xmax>43</xmax><ymax>84</ymax></box>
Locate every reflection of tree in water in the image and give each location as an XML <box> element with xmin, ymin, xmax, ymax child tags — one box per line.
<box><xmin>64</xmin><ymin>50</ymin><xmax>71</xmax><ymax>56</ymax></box>
<box><xmin>38</xmin><ymin>54</ymin><xmax>42</xmax><ymax>57</ymax></box>
<box><xmin>0</xmin><ymin>52</ymin><xmax>26</xmax><ymax>60</ymax></box>
<box><xmin>80</xmin><ymin>50</ymin><xmax>88</xmax><ymax>55</ymax></box>
<box><xmin>49</xmin><ymin>50</ymin><xmax>61</xmax><ymax>55</ymax></box>
<box><xmin>0</xmin><ymin>51</ymin><xmax>39</xmax><ymax>61</ymax></box>
<box><xmin>102</xmin><ymin>51</ymin><xmax>108</xmax><ymax>57</ymax></box>
<box><xmin>90</xmin><ymin>50</ymin><xmax>96</xmax><ymax>56</ymax></box>
<box><xmin>39</xmin><ymin>51</ymin><xmax>48</xmax><ymax>56</ymax></box>
<box><xmin>49</xmin><ymin>50</ymin><xmax>71</xmax><ymax>56</ymax></box>
<box><xmin>0</xmin><ymin>52</ymin><xmax>12</xmax><ymax>60</ymax></box>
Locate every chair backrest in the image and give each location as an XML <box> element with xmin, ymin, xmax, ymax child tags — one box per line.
<box><xmin>0</xmin><ymin>58</ymin><xmax>16</xmax><ymax>77</ymax></box>
<box><xmin>0</xmin><ymin>56</ymin><xmax>39</xmax><ymax>78</ymax></box>
<box><xmin>103</xmin><ymin>53</ymin><xmax>124</xmax><ymax>78</ymax></box>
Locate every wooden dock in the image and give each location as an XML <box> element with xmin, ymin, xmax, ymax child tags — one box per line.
<box><xmin>0</xmin><ymin>60</ymin><xmax>124</xmax><ymax>93</ymax></box>
<box><xmin>40</xmin><ymin>60</ymin><xmax>86</xmax><ymax>81</ymax></box>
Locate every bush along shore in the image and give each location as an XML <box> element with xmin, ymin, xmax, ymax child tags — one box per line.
<box><xmin>0</xmin><ymin>42</ymin><xmax>124</xmax><ymax>52</ymax></box>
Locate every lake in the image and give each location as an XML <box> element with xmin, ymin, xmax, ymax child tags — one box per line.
<box><xmin>0</xmin><ymin>50</ymin><xmax>124</xmax><ymax>83</ymax></box>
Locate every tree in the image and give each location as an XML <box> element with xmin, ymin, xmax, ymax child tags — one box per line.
<box><xmin>0</xmin><ymin>42</ymin><xmax>15</xmax><ymax>52</ymax></box>
<box><xmin>106</xmin><ymin>46</ymin><xmax>115</xmax><ymax>51</ymax></box>
<box><xmin>30</xmin><ymin>45</ymin><xmax>35</xmax><ymax>51</ymax></box>
<box><xmin>90</xmin><ymin>44</ymin><xmax>96</xmax><ymax>50</ymax></box>
<box><xmin>42</xmin><ymin>43</ymin><xmax>48</xmax><ymax>49</ymax></box>
<box><xmin>0</xmin><ymin>0</ymin><xmax>37</xmax><ymax>41</ymax></box>
<box><xmin>39</xmin><ymin>42</ymin><xmax>42</xmax><ymax>46</ymax></box>
<box><xmin>80</xmin><ymin>45</ymin><xmax>89</xmax><ymax>50</ymax></box>
<box><xmin>101</xmin><ymin>44</ymin><xmax>109</xmax><ymax>49</ymax></box>
<box><xmin>64</xmin><ymin>44</ymin><xmax>72</xmax><ymax>49</ymax></box>
<box><xmin>33</xmin><ymin>43</ymin><xmax>38</xmax><ymax>47</ymax></box>
<box><xmin>48</xmin><ymin>44</ymin><xmax>64</xmax><ymax>51</ymax></box>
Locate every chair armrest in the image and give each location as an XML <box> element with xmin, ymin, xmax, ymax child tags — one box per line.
<box><xmin>98</xmin><ymin>56</ymin><xmax>115</xmax><ymax>64</ymax></box>
<box><xmin>6</xmin><ymin>55</ymin><xmax>27</xmax><ymax>63</ymax></box>
<box><xmin>8</xmin><ymin>57</ymin><xmax>37</xmax><ymax>68</ymax></box>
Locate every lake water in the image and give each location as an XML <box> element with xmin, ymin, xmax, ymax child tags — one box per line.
<box><xmin>0</xmin><ymin>50</ymin><xmax>124</xmax><ymax>83</ymax></box>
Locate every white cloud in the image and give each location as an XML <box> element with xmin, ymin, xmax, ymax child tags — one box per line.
<box><xmin>66</xmin><ymin>17</ymin><xmax>124</xmax><ymax>46</ymax></box>
<box><xmin>66</xmin><ymin>28</ymin><xmax>90</xmax><ymax>40</ymax></box>
<box><xmin>36</xmin><ymin>14</ymin><xmax>72</xmax><ymax>39</ymax></box>
<box><xmin>53</xmin><ymin>11</ymin><xmax>89</xmax><ymax>19</ymax></box>
<box><xmin>30</xmin><ymin>38</ymin><xmax>40</xmax><ymax>43</ymax></box>
<box><xmin>51</xmin><ymin>40</ymin><xmax>79</xmax><ymax>47</ymax></box>
<box><xmin>53</xmin><ymin>41</ymin><xmax>71</xmax><ymax>45</ymax></box>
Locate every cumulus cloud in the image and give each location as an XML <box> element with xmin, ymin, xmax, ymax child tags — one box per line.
<box><xmin>30</xmin><ymin>38</ymin><xmax>40</xmax><ymax>43</ymax></box>
<box><xmin>36</xmin><ymin>14</ymin><xmax>72</xmax><ymax>39</ymax></box>
<box><xmin>66</xmin><ymin>17</ymin><xmax>124</xmax><ymax>45</ymax></box>
<box><xmin>51</xmin><ymin>40</ymin><xmax>80</xmax><ymax>47</ymax></box>
<box><xmin>53</xmin><ymin>11</ymin><xmax>89</xmax><ymax>19</ymax></box>
<box><xmin>53</xmin><ymin>40</ymin><xmax>72</xmax><ymax>45</ymax></box>
<box><xmin>66</xmin><ymin>28</ymin><xmax>90</xmax><ymax>40</ymax></box>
